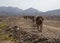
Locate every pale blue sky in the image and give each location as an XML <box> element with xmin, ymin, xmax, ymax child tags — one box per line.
<box><xmin>0</xmin><ymin>0</ymin><xmax>60</xmax><ymax>11</ymax></box>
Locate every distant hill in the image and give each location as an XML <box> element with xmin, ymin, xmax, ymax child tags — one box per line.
<box><xmin>21</xmin><ymin>8</ymin><xmax>43</xmax><ymax>16</ymax></box>
<box><xmin>0</xmin><ymin>6</ymin><xmax>23</xmax><ymax>15</ymax></box>
<box><xmin>44</xmin><ymin>9</ymin><xmax>60</xmax><ymax>16</ymax></box>
<box><xmin>0</xmin><ymin>6</ymin><xmax>60</xmax><ymax>16</ymax></box>
<box><xmin>0</xmin><ymin>7</ymin><xmax>42</xmax><ymax>16</ymax></box>
<box><xmin>23</xmin><ymin>8</ymin><xmax>42</xmax><ymax>13</ymax></box>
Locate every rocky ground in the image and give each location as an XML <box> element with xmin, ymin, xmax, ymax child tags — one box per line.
<box><xmin>1</xmin><ymin>25</ymin><xmax>60</xmax><ymax>43</ymax></box>
<box><xmin>0</xmin><ymin>17</ymin><xmax>60</xmax><ymax>43</ymax></box>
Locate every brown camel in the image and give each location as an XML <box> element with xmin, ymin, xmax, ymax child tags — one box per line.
<box><xmin>36</xmin><ymin>16</ymin><xmax>44</xmax><ymax>32</ymax></box>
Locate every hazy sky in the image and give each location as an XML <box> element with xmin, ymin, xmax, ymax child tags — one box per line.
<box><xmin>0</xmin><ymin>0</ymin><xmax>60</xmax><ymax>12</ymax></box>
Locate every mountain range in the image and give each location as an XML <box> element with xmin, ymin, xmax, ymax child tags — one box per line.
<box><xmin>0</xmin><ymin>6</ymin><xmax>60</xmax><ymax>16</ymax></box>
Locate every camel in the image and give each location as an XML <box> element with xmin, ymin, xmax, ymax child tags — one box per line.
<box><xmin>36</xmin><ymin>16</ymin><xmax>44</xmax><ymax>32</ymax></box>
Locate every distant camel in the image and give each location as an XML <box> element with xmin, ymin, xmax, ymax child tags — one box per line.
<box><xmin>27</xmin><ymin>16</ymin><xmax>35</xmax><ymax>22</ymax></box>
<box><xmin>23</xmin><ymin>16</ymin><xmax>28</xmax><ymax>19</ymax></box>
<box><xmin>23</xmin><ymin>16</ymin><xmax>34</xmax><ymax>21</ymax></box>
<box><xmin>36</xmin><ymin>16</ymin><xmax>44</xmax><ymax>32</ymax></box>
<box><xmin>23</xmin><ymin>16</ymin><xmax>35</xmax><ymax>23</ymax></box>
<box><xmin>23</xmin><ymin>16</ymin><xmax>35</xmax><ymax>26</ymax></box>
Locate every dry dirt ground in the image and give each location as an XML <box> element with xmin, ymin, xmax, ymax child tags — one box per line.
<box><xmin>13</xmin><ymin>17</ymin><xmax>60</xmax><ymax>42</ymax></box>
<box><xmin>1</xmin><ymin>17</ymin><xmax>60</xmax><ymax>43</ymax></box>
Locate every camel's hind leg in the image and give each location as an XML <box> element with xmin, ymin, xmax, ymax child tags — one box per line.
<box><xmin>36</xmin><ymin>24</ymin><xmax>42</xmax><ymax>32</ymax></box>
<box><xmin>36</xmin><ymin>25</ymin><xmax>39</xmax><ymax>30</ymax></box>
<box><xmin>39</xmin><ymin>25</ymin><xmax>42</xmax><ymax>32</ymax></box>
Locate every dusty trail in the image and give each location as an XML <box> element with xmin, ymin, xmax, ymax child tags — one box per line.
<box><xmin>43</xmin><ymin>24</ymin><xmax>60</xmax><ymax>31</ymax></box>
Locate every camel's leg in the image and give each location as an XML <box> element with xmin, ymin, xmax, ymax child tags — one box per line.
<box><xmin>39</xmin><ymin>24</ymin><xmax>42</xmax><ymax>32</ymax></box>
<box><xmin>37</xmin><ymin>25</ymin><xmax>39</xmax><ymax>30</ymax></box>
<box><xmin>37</xmin><ymin>25</ymin><xmax>42</xmax><ymax>32</ymax></box>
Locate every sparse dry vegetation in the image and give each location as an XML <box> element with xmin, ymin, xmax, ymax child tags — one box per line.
<box><xmin>0</xmin><ymin>16</ymin><xmax>60</xmax><ymax>43</ymax></box>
